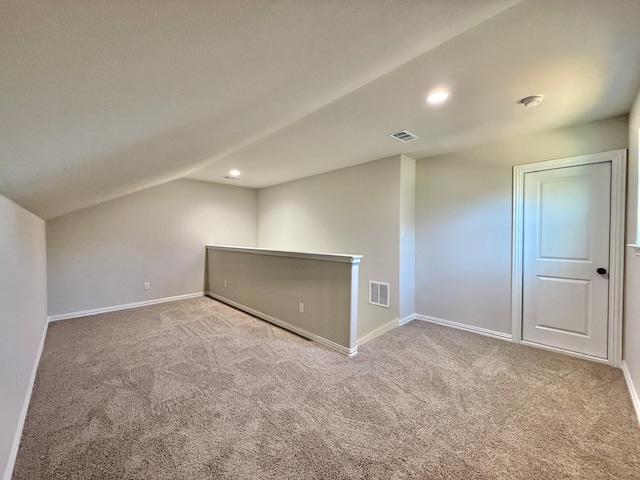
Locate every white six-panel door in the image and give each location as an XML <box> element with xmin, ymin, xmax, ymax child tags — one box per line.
<box><xmin>522</xmin><ymin>162</ymin><xmax>611</xmax><ymax>358</ymax></box>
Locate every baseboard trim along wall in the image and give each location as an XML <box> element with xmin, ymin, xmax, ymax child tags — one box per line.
<box><xmin>357</xmin><ymin>318</ymin><xmax>399</xmax><ymax>347</ymax></box>
<box><xmin>622</xmin><ymin>361</ymin><xmax>640</xmax><ymax>425</ymax></box>
<box><xmin>398</xmin><ymin>314</ymin><xmax>416</xmax><ymax>326</ymax></box>
<box><xmin>47</xmin><ymin>292</ymin><xmax>205</xmax><ymax>322</ymax></box>
<box><xmin>207</xmin><ymin>292</ymin><xmax>358</xmax><ymax>357</ymax></box>
<box><xmin>4</xmin><ymin>320</ymin><xmax>48</xmax><ymax>480</ymax></box>
<box><xmin>415</xmin><ymin>314</ymin><xmax>513</xmax><ymax>342</ymax></box>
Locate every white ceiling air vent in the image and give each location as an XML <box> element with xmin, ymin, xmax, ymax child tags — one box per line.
<box><xmin>369</xmin><ymin>281</ymin><xmax>390</xmax><ymax>308</ymax></box>
<box><xmin>389</xmin><ymin>130</ymin><xmax>419</xmax><ymax>143</ymax></box>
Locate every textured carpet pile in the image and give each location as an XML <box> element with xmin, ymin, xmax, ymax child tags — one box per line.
<box><xmin>14</xmin><ymin>297</ymin><xmax>640</xmax><ymax>479</ymax></box>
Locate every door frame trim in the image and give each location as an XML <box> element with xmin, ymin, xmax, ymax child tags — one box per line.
<box><xmin>511</xmin><ymin>149</ymin><xmax>627</xmax><ymax>367</ymax></box>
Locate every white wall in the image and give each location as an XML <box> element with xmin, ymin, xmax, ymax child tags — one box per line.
<box><xmin>416</xmin><ymin>115</ymin><xmax>629</xmax><ymax>334</ymax></box>
<box><xmin>399</xmin><ymin>156</ymin><xmax>415</xmax><ymax>321</ymax></box>
<box><xmin>0</xmin><ymin>195</ymin><xmax>47</xmax><ymax>480</ymax></box>
<box><xmin>47</xmin><ymin>179</ymin><xmax>258</xmax><ymax>316</ymax></box>
<box><xmin>624</xmin><ymin>90</ymin><xmax>640</xmax><ymax>409</ymax></box>
<box><xmin>258</xmin><ymin>156</ymin><xmax>403</xmax><ymax>340</ymax></box>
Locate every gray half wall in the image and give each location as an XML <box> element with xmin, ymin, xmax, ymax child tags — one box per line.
<box><xmin>207</xmin><ymin>246</ymin><xmax>360</xmax><ymax>352</ymax></box>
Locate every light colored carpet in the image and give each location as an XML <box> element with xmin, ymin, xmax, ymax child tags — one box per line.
<box><xmin>13</xmin><ymin>297</ymin><xmax>640</xmax><ymax>479</ymax></box>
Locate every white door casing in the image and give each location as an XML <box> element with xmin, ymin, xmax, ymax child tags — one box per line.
<box><xmin>512</xmin><ymin>150</ymin><xmax>626</xmax><ymax>366</ymax></box>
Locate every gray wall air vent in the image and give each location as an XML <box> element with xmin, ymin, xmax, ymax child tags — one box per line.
<box><xmin>388</xmin><ymin>130</ymin><xmax>419</xmax><ymax>143</ymax></box>
<box><xmin>369</xmin><ymin>281</ymin><xmax>390</xmax><ymax>308</ymax></box>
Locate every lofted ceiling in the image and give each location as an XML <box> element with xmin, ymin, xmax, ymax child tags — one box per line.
<box><xmin>2</xmin><ymin>1</ymin><xmax>640</xmax><ymax>219</ymax></box>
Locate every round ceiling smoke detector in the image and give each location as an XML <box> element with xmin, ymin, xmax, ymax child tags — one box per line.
<box><xmin>520</xmin><ymin>94</ymin><xmax>544</xmax><ymax>107</ymax></box>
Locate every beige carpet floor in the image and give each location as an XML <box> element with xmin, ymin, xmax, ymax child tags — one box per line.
<box><xmin>13</xmin><ymin>297</ymin><xmax>640</xmax><ymax>479</ymax></box>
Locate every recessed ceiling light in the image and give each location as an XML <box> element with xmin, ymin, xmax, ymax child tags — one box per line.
<box><xmin>223</xmin><ymin>169</ymin><xmax>241</xmax><ymax>180</ymax></box>
<box><xmin>426</xmin><ymin>89</ymin><xmax>449</xmax><ymax>105</ymax></box>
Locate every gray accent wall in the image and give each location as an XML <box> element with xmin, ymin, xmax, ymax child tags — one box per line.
<box><xmin>0</xmin><ymin>195</ymin><xmax>47</xmax><ymax>479</ymax></box>
<box><xmin>415</xmin><ymin>115</ymin><xmax>629</xmax><ymax>335</ymax></box>
<box><xmin>207</xmin><ymin>246</ymin><xmax>359</xmax><ymax>352</ymax></box>
<box><xmin>47</xmin><ymin>179</ymin><xmax>258</xmax><ymax>316</ymax></box>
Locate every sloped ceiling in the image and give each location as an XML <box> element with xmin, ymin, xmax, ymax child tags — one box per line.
<box><xmin>2</xmin><ymin>0</ymin><xmax>640</xmax><ymax>219</ymax></box>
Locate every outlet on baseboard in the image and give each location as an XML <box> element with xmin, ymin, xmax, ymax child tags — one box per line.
<box><xmin>299</xmin><ymin>302</ymin><xmax>304</xmax><ymax>313</ymax></box>
<box><xmin>144</xmin><ymin>282</ymin><xmax>150</xmax><ymax>290</ymax></box>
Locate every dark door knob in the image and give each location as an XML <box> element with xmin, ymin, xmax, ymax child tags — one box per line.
<box><xmin>597</xmin><ymin>267</ymin><xmax>608</xmax><ymax>275</ymax></box>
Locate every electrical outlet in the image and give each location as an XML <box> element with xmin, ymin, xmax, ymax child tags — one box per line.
<box><xmin>144</xmin><ymin>282</ymin><xmax>150</xmax><ymax>290</ymax></box>
<box><xmin>299</xmin><ymin>302</ymin><xmax>304</xmax><ymax>313</ymax></box>
<box><xmin>224</xmin><ymin>280</ymin><xmax>227</xmax><ymax>288</ymax></box>
<box><xmin>16</xmin><ymin>371</ymin><xmax>21</xmax><ymax>390</ymax></box>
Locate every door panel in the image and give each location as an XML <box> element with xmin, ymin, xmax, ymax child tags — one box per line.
<box><xmin>535</xmin><ymin>276</ymin><xmax>590</xmax><ymax>336</ymax></box>
<box><xmin>522</xmin><ymin>162</ymin><xmax>610</xmax><ymax>358</ymax></box>
<box><xmin>538</xmin><ymin>176</ymin><xmax>590</xmax><ymax>260</ymax></box>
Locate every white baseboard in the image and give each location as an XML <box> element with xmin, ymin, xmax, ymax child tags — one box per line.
<box><xmin>47</xmin><ymin>292</ymin><xmax>205</xmax><ymax>322</ymax></box>
<box><xmin>357</xmin><ymin>318</ymin><xmax>399</xmax><ymax>347</ymax></box>
<box><xmin>206</xmin><ymin>292</ymin><xmax>357</xmax><ymax>356</ymax></box>
<box><xmin>3</xmin><ymin>318</ymin><xmax>48</xmax><ymax>480</ymax></box>
<box><xmin>399</xmin><ymin>313</ymin><xmax>416</xmax><ymax>326</ymax></box>
<box><xmin>415</xmin><ymin>314</ymin><xmax>513</xmax><ymax>342</ymax></box>
<box><xmin>622</xmin><ymin>361</ymin><xmax>640</xmax><ymax>425</ymax></box>
<box><xmin>519</xmin><ymin>340</ymin><xmax>610</xmax><ymax>365</ymax></box>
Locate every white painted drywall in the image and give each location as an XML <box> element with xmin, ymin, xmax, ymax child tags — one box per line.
<box><xmin>47</xmin><ymin>179</ymin><xmax>257</xmax><ymax>316</ymax></box>
<box><xmin>399</xmin><ymin>156</ymin><xmax>416</xmax><ymax>321</ymax></box>
<box><xmin>624</xmin><ymin>90</ymin><xmax>640</xmax><ymax>405</ymax></box>
<box><xmin>416</xmin><ymin>116</ymin><xmax>629</xmax><ymax>334</ymax></box>
<box><xmin>0</xmin><ymin>195</ymin><xmax>47</xmax><ymax>480</ymax></box>
<box><xmin>258</xmin><ymin>156</ymin><xmax>402</xmax><ymax>340</ymax></box>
